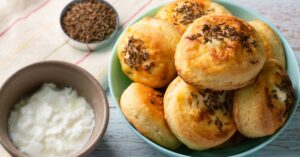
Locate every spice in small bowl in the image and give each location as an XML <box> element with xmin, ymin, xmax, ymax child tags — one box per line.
<box><xmin>60</xmin><ymin>0</ymin><xmax>119</xmax><ymax>51</ymax></box>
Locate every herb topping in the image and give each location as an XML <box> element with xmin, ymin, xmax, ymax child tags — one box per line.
<box><xmin>190</xmin><ymin>89</ymin><xmax>233</xmax><ymax>131</ymax></box>
<box><xmin>173</xmin><ymin>1</ymin><xmax>206</xmax><ymax>25</ymax></box>
<box><xmin>122</xmin><ymin>36</ymin><xmax>153</xmax><ymax>71</ymax></box>
<box><xmin>186</xmin><ymin>23</ymin><xmax>258</xmax><ymax>52</ymax></box>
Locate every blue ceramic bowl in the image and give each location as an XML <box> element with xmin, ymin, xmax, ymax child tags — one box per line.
<box><xmin>108</xmin><ymin>0</ymin><xmax>300</xmax><ymax>156</ymax></box>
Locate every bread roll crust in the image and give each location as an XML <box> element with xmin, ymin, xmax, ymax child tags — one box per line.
<box><xmin>233</xmin><ymin>59</ymin><xmax>295</xmax><ymax>138</ymax></box>
<box><xmin>118</xmin><ymin>17</ymin><xmax>181</xmax><ymax>88</ymax></box>
<box><xmin>175</xmin><ymin>15</ymin><xmax>266</xmax><ymax>90</ymax></box>
<box><xmin>156</xmin><ymin>0</ymin><xmax>231</xmax><ymax>34</ymax></box>
<box><xmin>164</xmin><ymin>77</ymin><xmax>236</xmax><ymax>150</ymax></box>
<box><xmin>120</xmin><ymin>83</ymin><xmax>182</xmax><ymax>149</ymax></box>
<box><xmin>249</xmin><ymin>20</ymin><xmax>286</xmax><ymax>68</ymax></box>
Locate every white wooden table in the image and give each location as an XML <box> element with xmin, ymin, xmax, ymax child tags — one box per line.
<box><xmin>91</xmin><ymin>0</ymin><xmax>300</xmax><ymax>156</ymax></box>
<box><xmin>1</xmin><ymin>0</ymin><xmax>300</xmax><ymax>156</ymax></box>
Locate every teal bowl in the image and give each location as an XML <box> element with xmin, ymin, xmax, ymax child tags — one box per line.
<box><xmin>108</xmin><ymin>0</ymin><xmax>300</xmax><ymax>156</ymax></box>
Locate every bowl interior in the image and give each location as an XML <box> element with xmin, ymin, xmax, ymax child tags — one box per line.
<box><xmin>0</xmin><ymin>61</ymin><xmax>109</xmax><ymax>157</ymax></box>
<box><xmin>109</xmin><ymin>0</ymin><xmax>300</xmax><ymax>156</ymax></box>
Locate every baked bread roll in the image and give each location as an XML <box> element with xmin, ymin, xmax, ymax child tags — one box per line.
<box><xmin>164</xmin><ymin>77</ymin><xmax>236</xmax><ymax>150</ymax></box>
<box><xmin>249</xmin><ymin>20</ymin><xmax>286</xmax><ymax>68</ymax></box>
<box><xmin>156</xmin><ymin>0</ymin><xmax>231</xmax><ymax>34</ymax></box>
<box><xmin>120</xmin><ymin>83</ymin><xmax>181</xmax><ymax>149</ymax></box>
<box><xmin>117</xmin><ymin>17</ymin><xmax>181</xmax><ymax>88</ymax></box>
<box><xmin>233</xmin><ymin>59</ymin><xmax>295</xmax><ymax>138</ymax></box>
<box><xmin>175</xmin><ymin>15</ymin><xmax>266</xmax><ymax>90</ymax></box>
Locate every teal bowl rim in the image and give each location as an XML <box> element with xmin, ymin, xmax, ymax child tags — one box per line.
<box><xmin>108</xmin><ymin>0</ymin><xmax>300</xmax><ymax>156</ymax></box>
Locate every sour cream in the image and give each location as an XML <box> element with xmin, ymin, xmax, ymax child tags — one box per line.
<box><xmin>8</xmin><ymin>83</ymin><xmax>95</xmax><ymax>157</ymax></box>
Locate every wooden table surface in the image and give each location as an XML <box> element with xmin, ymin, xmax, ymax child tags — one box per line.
<box><xmin>91</xmin><ymin>0</ymin><xmax>300</xmax><ymax>156</ymax></box>
<box><xmin>1</xmin><ymin>0</ymin><xmax>300</xmax><ymax>156</ymax></box>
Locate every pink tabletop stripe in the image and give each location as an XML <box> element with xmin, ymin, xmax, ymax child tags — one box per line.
<box><xmin>74</xmin><ymin>51</ymin><xmax>92</xmax><ymax>65</ymax></box>
<box><xmin>0</xmin><ymin>0</ymin><xmax>51</xmax><ymax>37</ymax></box>
<box><xmin>121</xmin><ymin>0</ymin><xmax>153</xmax><ymax>27</ymax></box>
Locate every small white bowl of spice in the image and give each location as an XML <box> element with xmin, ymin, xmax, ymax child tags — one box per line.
<box><xmin>60</xmin><ymin>0</ymin><xmax>119</xmax><ymax>51</ymax></box>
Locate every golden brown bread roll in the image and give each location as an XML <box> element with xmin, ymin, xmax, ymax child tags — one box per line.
<box><xmin>249</xmin><ymin>20</ymin><xmax>286</xmax><ymax>68</ymax></box>
<box><xmin>233</xmin><ymin>59</ymin><xmax>295</xmax><ymax>138</ymax></box>
<box><xmin>120</xmin><ymin>83</ymin><xmax>182</xmax><ymax>149</ymax></box>
<box><xmin>156</xmin><ymin>0</ymin><xmax>231</xmax><ymax>34</ymax></box>
<box><xmin>117</xmin><ymin>17</ymin><xmax>181</xmax><ymax>88</ymax></box>
<box><xmin>164</xmin><ymin>77</ymin><xmax>236</xmax><ymax>150</ymax></box>
<box><xmin>175</xmin><ymin>15</ymin><xmax>266</xmax><ymax>90</ymax></box>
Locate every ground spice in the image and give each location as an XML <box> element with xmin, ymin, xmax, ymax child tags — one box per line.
<box><xmin>62</xmin><ymin>0</ymin><xmax>117</xmax><ymax>43</ymax></box>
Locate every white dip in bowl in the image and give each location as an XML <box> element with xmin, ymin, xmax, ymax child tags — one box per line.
<box><xmin>8</xmin><ymin>83</ymin><xmax>95</xmax><ymax>157</ymax></box>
